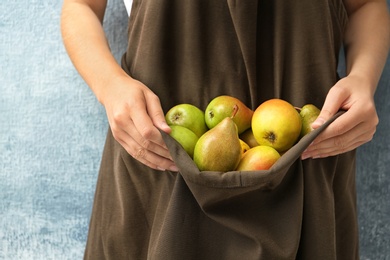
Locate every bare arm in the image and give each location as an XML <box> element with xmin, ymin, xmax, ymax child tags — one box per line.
<box><xmin>61</xmin><ymin>0</ymin><xmax>119</xmax><ymax>97</ymax></box>
<box><xmin>302</xmin><ymin>0</ymin><xmax>390</xmax><ymax>159</ymax></box>
<box><xmin>343</xmin><ymin>0</ymin><xmax>390</xmax><ymax>87</ymax></box>
<box><xmin>61</xmin><ymin>0</ymin><xmax>177</xmax><ymax>171</ymax></box>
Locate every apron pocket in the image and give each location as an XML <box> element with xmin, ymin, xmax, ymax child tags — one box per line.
<box><xmin>157</xmin><ymin>111</ymin><xmax>343</xmax><ymax>259</ymax></box>
<box><xmin>161</xmin><ymin>111</ymin><xmax>343</xmax><ymax>192</ymax></box>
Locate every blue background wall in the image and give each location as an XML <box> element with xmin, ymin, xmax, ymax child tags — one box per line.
<box><xmin>0</xmin><ymin>0</ymin><xmax>389</xmax><ymax>259</ymax></box>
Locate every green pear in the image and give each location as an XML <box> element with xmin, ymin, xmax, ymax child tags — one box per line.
<box><xmin>205</xmin><ymin>95</ymin><xmax>253</xmax><ymax>134</ymax></box>
<box><xmin>193</xmin><ymin>117</ymin><xmax>242</xmax><ymax>172</ymax></box>
<box><xmin>299</xmin><ymin>104</ymin><xmax>321</xmax><ymax>137</ymax></box>
<box><xmin>169</xmin><ymin>125</ymin><xmax>199</xmax><ymax>158</ymax></box>
<box><xmin>165</xmin><ymin>104</ymin><xmax>208</xmax><ymax>137</ymax></box>
<box><xmin>239</xmin><ymin>128</ymin><xmax>259</xmax><ymax>148</ymax></box>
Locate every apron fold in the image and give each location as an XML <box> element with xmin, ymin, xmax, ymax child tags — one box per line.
<box><xmin>155</xmin><ymin>112</ymin><xmax>344</xmax><ymax>259</ymax></box>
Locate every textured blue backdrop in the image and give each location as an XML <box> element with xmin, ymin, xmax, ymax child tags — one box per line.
<box><xmin>0</xmin><ymin>0</ymin><xmax>389</xmax><ymax>259</ymax></box>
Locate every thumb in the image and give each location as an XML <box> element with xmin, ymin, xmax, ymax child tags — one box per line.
<box><xmin>311</xmin><ymin>86</ymin><xmax>346</xmax><ymax>129</ymax></box>
<box><xmin>151</xmin><ymin>108</ymin><xmax>171</xmax><ymax>134</ymax></box>
<box><xmin>158</xmin><ymin>120</ymin><xmax>172</xmax><ymax>134</ymax></box>
<box><xmin>145</xmin><ymin>93</ymin><xmax>172</xmax><ymax>134</ymax></box>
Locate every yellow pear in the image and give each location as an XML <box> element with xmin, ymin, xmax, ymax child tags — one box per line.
<box><xmin>236</xmin><ymin>146</ymin><xmax>280</xmax><ymax>171</ymax></box>
<box><xmin>239</xmin><ymin>139</ymin><xmax>251</xmax><ymax>157</ymax></box>
<box><xmin>252</xmin><ymin>99</ymin><xmax>302</xmax><ymax>153</ymax></box>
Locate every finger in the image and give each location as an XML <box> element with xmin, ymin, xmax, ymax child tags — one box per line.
<box><xmin>311</xmin><ymin>85</ymin><xmax>349</xmax><ymax>129</ymax></box>
<box><xmin>311</xmin><ymin>104</ymin><xmax>368</xmax><ymax>146</ymax></box>
<box><xmin>114</xmin><ymin>128</ymin><xmax>178</xmax><ymax>171</ymax></box>
<box><xmin>145</xmin><ymin>92</ymin><xmax>172</xmax><ymax>134</ymax></box>
<box><xmin>301</xmin><ymin>139</ymin><xmax>365</xmax><ymax>159</ymax></box>
<box><xmin>302</xmin><ymin>125</ymin><xmax>374</xmax><ymax>159</ymax></box>
<box><xmin>127</xmin><ymin>98</ymin><xmax>172</xmax><ymax>157</ymax></box>
<box><xmin>130</xmin><ymin>146</ymin><xmax>179</xmax><ymax>172</ymax></box>
<box><xmin>123</xmin><ymin>117</ymin><xmax>173</xmax><ymax>160</ymax></box>
<box><xmin>110</xmin><ymin>109</ymin><xmax>173</xmax><ymax>161</ymax></box>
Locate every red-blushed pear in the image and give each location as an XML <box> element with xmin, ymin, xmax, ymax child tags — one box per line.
<box><xmin>239</xmin><ymin>128</ymin><xmax>259</xmax><ymax>148</ymax></box>
<box><xmin>169</xmin><ymin>125</ymin><xmax>199</xmax><ymax>158</ymax></box>
<box><xmin>205</xmin><ymin>95</ymin><xmax>253</xmax><ymax>134</ymax></box>
<box><xmin>235</xmin><ymin>145</ymin><xmax>280</xmax><ymax>171</ymax></box>
<box><xmin>252</xmin><ymin>99</ymin><xmax>302</xmax><ymax>153</ymax></box>
<box><xmin>165</xmin><ymin>104</ymin><xmax>208</xmax><ymax>137</ymax></box>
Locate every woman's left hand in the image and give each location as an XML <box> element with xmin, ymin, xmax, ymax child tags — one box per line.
<box><xmin>301</xmin><ymin>75</ymin><xmax>379</xmax><ymax>160</ymax></box>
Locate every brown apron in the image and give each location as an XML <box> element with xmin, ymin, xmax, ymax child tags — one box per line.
<box><xmin>84</xmin><ymin>0</ymin><xmax>358</xmax><ymax>259</ymax></box>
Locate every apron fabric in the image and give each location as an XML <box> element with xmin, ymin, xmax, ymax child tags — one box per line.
<box><xmin>84</xmin><ymin>0</ymin><xmax>358</xmax><ymax>259</ymax></box>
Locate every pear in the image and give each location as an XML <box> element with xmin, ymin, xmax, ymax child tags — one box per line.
<box><xmin>193</xmin><ymin>116</ymin><xmax>242</xmax><ymax>172</ymax></box>
<box><xmin>299</xmin><ymin>104</ymin><xmax>321</xmax><ymax>137</ymax></box>
<box><xmin>252</xmin><ymin>99</ymin><xmax>302</xmax><ymax>153</ymax></box>
<box><xmin>239</xmin><ymin>139</ymin><xmax>251</xmax><ymax>157</ymax></box>
<box><xmin>169</xmin><ymin>125</ymin><xmax>199</xmax><ymax>158</ymax></box>
<box><xmin>239</xmin><ymin>128</ymin><xmax>259</xmax><ymax>148</ymax></box>
<box><xmin>205</xmin><ymin>95</ymin><xmax>253</xmax><ymax>134</ymax></box>
<box><xmin>165</xmin><ymin>104</ymin><xmax>208</xmax><ymax>137</ymax></box>
<box><xmin>236</xmin><ymin>146</ymin><xmax>280</xmax><ymax>171</ymax></box>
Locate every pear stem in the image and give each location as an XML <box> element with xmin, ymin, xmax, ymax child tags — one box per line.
<box><xmin>294</xmin><ymin>106</ymin><xmax>302</xmax><ymax>112</ymax></box>
<box><xmin>231</xmin><ymin>104</ymin><xmax>239</xmax><ymax>118</ymax></box>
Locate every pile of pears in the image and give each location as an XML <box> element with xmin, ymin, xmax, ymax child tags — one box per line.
<box><xmin>165</xmin><ymin>95</ymin><xmax>320</xmax><ymax>172</ymax></box>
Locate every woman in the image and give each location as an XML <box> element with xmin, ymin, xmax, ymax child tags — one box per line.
<box><xmin>61</xmin><ymin>0</ymin><xmax>389</xmax><ymax>259</ymax></box>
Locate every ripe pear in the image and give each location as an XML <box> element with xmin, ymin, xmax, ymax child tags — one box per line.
<box><xmin>252</xmin><ymin>99</ymin><xmax>302</xmax><ymax>153</ymax></box>
<box><xmin>299</xmin><ymin>104</ymin><xmax>321</xmax><ymax>137</ymax></box>
<box><xmin>236</xmin><ymin>146</ymin><xmax>280</xmax><ymax>171</ymax></box>
<box><xmin>239</xmin><ymin>139</ymin><xmax>251</xmax><ymax>157</ymax></box>
<box><xmin>239</xmin><ymin>128</ymin><xmax>259</xmax><ymax>148</ymax></box>
<box><xmin>193</xmin><ymin>117</ymin><xmax>242</xmax><ymax>172</ymax></box>
<box><xmin>165</xmin><ymin>104</ymin><xmax>208</xmax><ymax>137</ymax></box>
<box><xmin>205</xmin><ymin>95</ymin><xmax>253</xmax><ymax>134</ymax></box>
<box><xmin>169</xmin><ymin>125</ymin><xmax>199</xmax><ymax>158</ymax></box>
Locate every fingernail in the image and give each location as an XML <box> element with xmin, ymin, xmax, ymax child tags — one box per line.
<box><xmin>301</xmin><ymin>153</ymin><xmax>310</xmax><ymax>160</ymax></box>
<box><xmin>157</xmin><ymin>166</ymin><xmax>166</xmax><ymax>171</ymax></box>
<box><xmin>161</xmin><ymin>121</ymin><xmax>170</xmax><ymax>129</ymax></box>
<box><xmin>311</xmin><ymin>117</ymin><xmax>325</xmax><ymax>128</ymax></box>
<box><xmin>169</xmin><ymin>165</ymin><xmax>179</xmax><ymax>172</ymax></box>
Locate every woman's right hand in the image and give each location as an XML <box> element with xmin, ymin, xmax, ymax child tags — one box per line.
<box><xmin>101</xmin><ymin>75</ymin><xmax>178</xmax><ymax>172</ymax></box>
<box><xmin>61</xmin><ymin>0</ymin><xmax>177</xmax><ymax>171</ymax></box>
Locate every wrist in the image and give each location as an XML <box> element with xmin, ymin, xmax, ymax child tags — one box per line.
<box><xmin>345</xmin><ymin>70</ymin><xmax>378</xmax><ymax>96</ymax></box>
<box><xmin>93</xmin><ymin>69</ymin><xmax>131</xmax><ymax>104</ymax></box>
